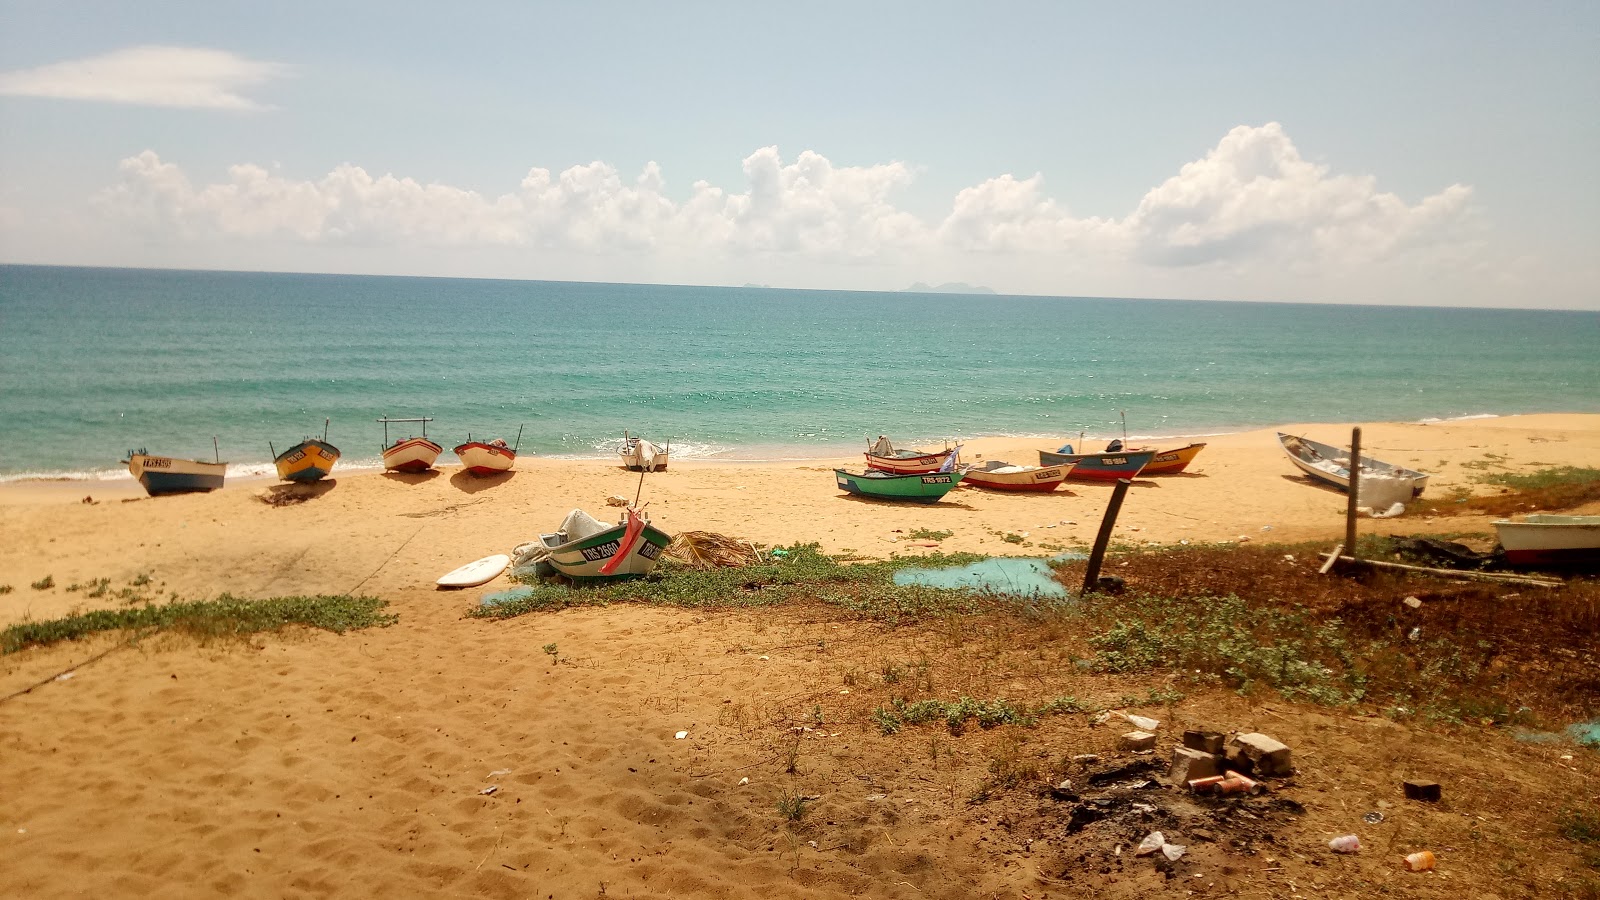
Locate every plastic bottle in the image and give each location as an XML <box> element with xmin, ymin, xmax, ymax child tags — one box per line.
<box><xmin>1403</xmin><ymin>850</ymin><xmax>1436</xmax><ymax>871</ymax></box>
<box><xmin>1329</xmin><ymin>834</ymin><xmax>1361</xmax><ymax>853</ymax></box>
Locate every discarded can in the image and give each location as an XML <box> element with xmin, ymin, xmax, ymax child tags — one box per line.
<box><xmin>1214</xmin><ymin>770</ymin><xmax>1266</xmax><ymax>796</ymax></box>
<box><xmin>1328</xmin><ymin>834</ymin><xmax>1361</xmax><ymax>853</ymax></box>
<box><xmin>1188</xmin><ymin>775</ymin><xmax>1227</xmax><ymax>793</ymax></box>
<box><xmin>1403</xmin><ymin>850</ymin><xmax>1436</xmax><ymax>872</ymax></box>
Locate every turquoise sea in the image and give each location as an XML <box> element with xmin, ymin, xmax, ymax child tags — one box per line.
<box><xmin>1</xmin><ymin>264</ymin><xmax>1596</xmax><ymax>481</ymax></box>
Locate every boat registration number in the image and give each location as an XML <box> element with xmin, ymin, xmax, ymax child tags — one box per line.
<box><xmin>581</xmin><ymin>541</ymin><xmax>620</xmax><ymax>562</ymax></box>
<box><xmin>284</xmin><ymin>451</ymin><xmax>306</xmax><ymax>463</ymax></box>
<box><xmin>638</xmin><ymin>542</ymin><xmax>662</xmax><ymax>560</ymax></box>
<box><xmin>920</xmin><ymin>475</ymin><xmax>953</xmax><ymax>484</ymax></box>
<box><xmin>1102</xmin><ymin>457</ymin><xmax>1128</xmax><ymax>466</ymax></box>
<box><xmin>1035</xmin><ymin>469</ymin><xmax>1061</xmax><ymax>480</ymax></box>
<box><xmin>145</xmin><ymin>458</ymin><xmax>171</xmax><ymax>469</ymax></box>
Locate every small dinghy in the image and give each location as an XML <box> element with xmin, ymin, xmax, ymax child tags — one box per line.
<box><xmin>960</xmin><ymin>460</ymin><xmax>1072</xmax><ymax>492</ymax></box>
<box><xmin>1277</xmin><ymin>432</ymin><xmax>1429</xmax><ymax>497</ymax></box>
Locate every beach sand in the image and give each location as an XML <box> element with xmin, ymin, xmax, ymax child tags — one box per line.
<box><xmin>2</xmin><ymin>414</ymin><xmax>1598</xmax><ymax>897</ymax></box>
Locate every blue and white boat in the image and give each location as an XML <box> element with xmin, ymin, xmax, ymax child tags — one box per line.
<box><xmin>124</xmin><ymin>448</ymin><xmax>227</xmax><ymax>496</ymax></box>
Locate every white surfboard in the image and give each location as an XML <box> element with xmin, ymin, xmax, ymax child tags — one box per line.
<box><xmin>437</xmin><ymin>553</ymin><xmax>510</xmax><ymax>588</ymax></box>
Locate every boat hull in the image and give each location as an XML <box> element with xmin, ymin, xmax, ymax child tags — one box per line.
<box><xmin>383</xmin><ymin>437</ymin><xmax>443</xmax><ymax>473</ymax></box>
<box><xmin>1037</xmin><ymin>449</ymin><xmax>1156</xmax><ymax>481</ymax></box>
<box><xmin>961</xmin><ymin>463</ymin><xmax>1072</xmax><ymax>492</ymax></box>
<box><xmin>126</xmin><ymin>454</ymin><xmax>227</xmax><ymax>496</ymax></box>
<box><xmin>1277</xmin><ymin>433</ymin><xmax>1429</xmax><ymax>497</ymax></box>
<box><xmin>454</xmin><ymin>441</ymin><xmax>516</xmax><ymax>476</ymax></box>
<box><xmin>865</xmin><ymin>451</ymin><xmax>949</xmax><ymax>475</ymax></box>
<box><xmin>1493</xmin><ymin>515</ymin><xmax>1600</xmax><ymax>568</ymax></box>
<box><xmin>835</xmin><ymin>469</ymin><xmax>963</xmax><ymax>503</ymax></box>
<box><xmin>539</xmin><ymin>519</ymin><xmax>671</xmax><ymax>583</ymax></box>
<box><xmin>274</xmin><ymin>440</ymin><xmax>340</xmax><ymax>483</ymax></box>
<box><xmin>619</xmin><ymin>438</ymin><xmax>669</xmax><ymax>471</ymax></box>
<box><xmin>1134</xmin><ymin>442</ymin><xmax>1207</xmax><ymax>475</ymax></box>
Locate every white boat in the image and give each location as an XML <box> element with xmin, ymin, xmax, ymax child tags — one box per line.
<box><xmin>1277</xmin><ymin>432</ymin><xmax>1430</xmax><ymax>497</ymax></box>
<box><xmin>1493</xmin><ymin>515</ymin><xmax>1600</xmax><ymax>568</ymax></box>
<box><xmin>124</xmin><ymin>449</ymin><xmax>227</xmax><ymax>496</ymax></box>
<box><xmin>960</xmin><ymin>460</ymin><xmax>1073</xmax><ymax>492</ymax></box>
<box><xmin>619</xmin><ymin>431</ymin><xmax>669</xmax><ymax>471</ymax></box>
<box><xmin>379</xmin><ymin>416</ymin><xmax>442</xmax><ymax>473</ymax></box>
<box><xmin>454</xmin><ymin>426</ymin><xmax>523</xmax><ymax>476</ymax></box>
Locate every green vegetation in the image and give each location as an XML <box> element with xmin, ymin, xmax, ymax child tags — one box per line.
<box><xmin>471</xmin><ymin>543</ymin><xmax>994</xmax><ymax>624</ymax></box>
<box><xmin>1083</xmin><ymin>593</ymin><xmax>1366</xmax><ymax>706</ymax></box>
<box><xmin>1560</xmin><ymin>807</ymin><xmax>1600</xmax><ymax>871</ymax></box>
<box><xmin>871</xmin><ymin>694</ymin><xmax>1085</xmax><ymax>736</ymax></box>
<box><xmin>1</xmin><ymin>594</ymin><xmax>396</xmax><ymax>655</ymax></box>
<box><xmin>30</xmin><ymin>575</ymin><xmax>53</xmax><ymax>591</ymax></box>
<box><xmin>775</xmin><ymin>792</ymin><xmax>810</xmax><ymax>822</ymax></box>
<box><xmin>1412</xmin><ymin>465</ymin><xmax>1600</xmax><ymax>516</ymax></box>
<box><xmin>908</xmin><ymin>528</ymin><xmax>953</xmax><ymax>541</ymax></box>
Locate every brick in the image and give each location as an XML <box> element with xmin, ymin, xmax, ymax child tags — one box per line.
<box><xmin>1226</xmin><ymin>732</ymin><xmax>1293</xmax><ymax>777</ymax></box>
<box><xmin>1403</xmin><ymin>780</ymin><xmax>1441</xmax><ymax>802</ymax></box>
<box><xmin>1169</xmin><ymin>746</ymin><xmax>1224</xmax><ymax>783</ymax></box>
<box><xmin>1182</xmin><ymin>730</ymin><xmax>1225</xmax><ymax>755</ymax></box>
<box><xmin>1120</xmin><ymin>730</ymin><xmax>1158</xmax><ymax>751</ymax></box>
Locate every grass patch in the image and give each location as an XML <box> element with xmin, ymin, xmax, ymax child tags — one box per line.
<box><xmin>0</xmin><ymin>584</ymin><xmax>11</xmax><ymax>595</ymax></box>
<box><xmin>871</xmin><ymin>694</ymin><xmax>1085</xmax><ymax>736</ymax></box>
<box><xmin>471</xmin><ymin>543</ymin><xmax>999</xmax><ymax>624</ymax></box>
<box><xmin>30</xmin><ymin>576</ymin><xmax>53</xmax><ymax>591</ymax></box>
<box><xmin>1</xmin><ymin>594</ymin><xmax>397</xmax><ymax>655</ymax></box>
<box><xmin>1412</xmin><ymin>465</ymin><xmax>1600</xmax><ymax>517</ymax></box>
<box><xmin>1082</xmin><ymin>592</ymin><xmax>1365</xmax><ymax>705</ymax></box>
<box><xmin>775</xmin><ymin>791</ymin><xmax>811</xmax><ymax>822</ymax></box>
<box><xmin>1561</xmin><ymin>807</ymin><xmax>1600</xmax><ymax>870</ymax></box>
<box><xmin>908</xmin><ymin>528</ymin><xmax>953</xmax><ymax>541</ymax></box>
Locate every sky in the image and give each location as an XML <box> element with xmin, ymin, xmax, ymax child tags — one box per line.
<box><xmin>0</xmin><ymin>2</ymin><xmax>1596</xmax><ymax>309</ymax></box>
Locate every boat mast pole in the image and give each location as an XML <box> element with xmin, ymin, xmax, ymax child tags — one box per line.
<box><xmin>513</xmin><ymin>424</ymin><xmax>524</xmax><ymax>453</ymax></box>
<box><xmin>323</xmin><ymin>418</ymin><xmax>330</xmax><ymax>442</ymax></box>
<box><xmin>213</xmin><ymin>436</ymin><xmax>220</xmax><ymax>464</ymax></box>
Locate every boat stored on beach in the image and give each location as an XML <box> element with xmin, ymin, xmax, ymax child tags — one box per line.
<box><xmin>1277</xmin><ymin>432</ymin><xmax>1429</xmax><ymax>497</ymax></box>
<box><xmin>1493</xmin><ymin>515</ymin><xmax>1600</xmax><ymax>568</ymax></box>
<box><xmin>124</xmin><ymin>441</ymin><xmax>226</xmax><ymax>496</ymax></box>
<box><xmin>517</xmin><ymin>507</ymin><xmax>671</xmax><ymax>583</ymax></box>
<box><xmin>1036</xmin><ymin>444</ymin><xmax>1156</xmax><ymax>481</ymax></box>
<box><xmin>272</xmin><ymin>420</ymin><xmax>339</xmax><ymax>483</ymax></box>
<box><xmin>835</xmin><ymin>468</ymin><xmax>964</xmax><ymax>503</ymax></box>
<box><xmin>1100</xmin><ymin>440</ymin><xmax>1207</xmax><ymax>475</ymax></box>
<box><xmin>864</xmin><ymin>436</ymin><xmax>959</xmax><ymax>475</ymax></box>
<box><xmin>378</xmin><ymin>416</ymin><xmax>442</xmax><ymax>473</ymax></box>
<box><xmin>960</xmin><ymin>460</ymin><xmax>1072</xmax><ymax>492</ymax></box>
<box><xmin>455</xmin><ymin>425</ymin><xmax>523</xmax><ymax>476</ymax></box>
<box><xmin>618</xmin><ymin>431</ymin><xmax>669</xmax><ymax>471</ymax></box>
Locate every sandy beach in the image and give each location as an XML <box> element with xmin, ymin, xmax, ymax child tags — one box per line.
<box><xmin>2</xmin><ymin>414</ymin><xmax>1598</xmax><ymax>898</ymax></box>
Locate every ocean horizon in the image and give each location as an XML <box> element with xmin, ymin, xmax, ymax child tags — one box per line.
<box><xmin>2</xmin><ymin>264</ymin><xmax>1597</xmax><ymax>482</ymax></box>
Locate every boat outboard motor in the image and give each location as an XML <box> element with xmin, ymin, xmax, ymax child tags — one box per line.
<box><xmin>1106</xmin><ymin>439</ymin><xmax>1123</xmax><ymax>452</ymax></box>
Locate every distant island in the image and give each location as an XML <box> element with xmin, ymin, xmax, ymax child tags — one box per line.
<box><xmin>901</xmin><ymin>282</ymin><xmax>996</xmax><ymax>295</ymax></box>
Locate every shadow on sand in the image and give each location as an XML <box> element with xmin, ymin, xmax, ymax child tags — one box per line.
<box><xmin>450</xmin><ymin>470</ymin><xmax>515</xmax><ymax>494</ymax></box>
<box><xmin>257</xmin><ymin>480</ymin><xmax>338</xmax><ymax>506</ymax></box>
<box><xmin>383</xmin><ymin>469</ymin><xmax>442</xmax><ymax>485</ymax></box>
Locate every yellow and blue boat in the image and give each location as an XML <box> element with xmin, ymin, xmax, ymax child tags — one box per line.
<box><xmin>272</xmin><ymin>419</ymin><xmax>341</xmax><ymax>483</ymax></box>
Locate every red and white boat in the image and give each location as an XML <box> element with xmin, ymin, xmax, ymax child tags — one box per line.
<box><xmin>865</xmin><ymin>435</ymin><xmax>959</xmax><ymax>475</ymax></box>
<box><xmin>961</xmin><ymin>460</ymin><xmax>1074</xmax><ymax>492</ymax></box>
<box><xmin>454</xmin><ymin>426</ymin><xmax>523</xmax><ymax>476</ymax></box>
<box><xmin>378</xmin><ymin>417</ymin><xmax>443</xmax><ymax>473</ymax></box>
<box><xmin>1493</xmin><ymin>515</ymin><xmax>1600</xmax><ymax>568</ymax></box>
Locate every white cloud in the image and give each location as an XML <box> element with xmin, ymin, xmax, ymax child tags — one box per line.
<box><xmin>89</xmin><ymin>125</ymin><xmax>1489</xmax><ymax>300</ymax></box>
<box><xmin>0</xmin><ymin>46</ymin><xmax>289</xmax><ymax>110</ymax></box>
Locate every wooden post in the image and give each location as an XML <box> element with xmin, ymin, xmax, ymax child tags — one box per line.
<box><xmin>1082</xmin><ymin>478</ymin><xmax>1132</xmax><ymax>595</ymax></box>
<box><xmin>1344</xmin><ymin>427</ymin><xmax>1361</xmax><ymax>562</ymax></box>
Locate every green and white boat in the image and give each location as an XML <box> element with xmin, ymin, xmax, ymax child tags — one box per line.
<box><xmin>834</xmin><ymin>468</ymin><xmax>964</xmax><ymax>504</ymax></box>
<box><xmin>516</xmin><ymin>508</ymin><xmax>671</xmax><ymax>583</ymax></box>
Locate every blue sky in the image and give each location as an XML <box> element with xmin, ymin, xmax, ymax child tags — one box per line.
<box><xmin>1</xmin><ymin>1</ymin><xmax>1596</xmax><ymax>308</ymax></box>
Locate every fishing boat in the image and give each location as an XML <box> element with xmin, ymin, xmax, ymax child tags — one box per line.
<box><xmin>1098</xmin><ymin>440</ymin><xmax>1207</xmax><ymax>475</ymax></box>
<box><xmin>124</xmin><ymin>439</ymin><xmax>226</xmax><ymax>496</ymax></box>
<box><xmin>517</xmin><ymin>507</ymin><xmax>671</xmax><ymax>583</ymax></box>
<box><xmin>272</xmin><ymin>420</ymin><xmax>340</xmax><ymax>483</ymax></box>
<box><xmin>1492</xmin><ymin>515</ymin><xmax>1600</xmax><ymax>568</ymax></box>
<box><xmin>618</xmin><ymin>431</ymin><xmax>669</xmax><ymax>471</ymax></box>
<box><xmin>865</xmin><ymin>435</ymin><xmax>959</xmax><ymax>475</ymax></box>
<box><xmin>378</xmin><ymin>416</ymin><xmax>442</xmax><ymax>473</ymax></box>
<box><xmin>455</xmin><ymin>426</ymin><xmax>523</xmax><ymax>476</ymax></box>
<box><xmin>1036</xmin><ymin>444</ymin><xmax>1156</xmax><ymax>481</ymax></box>
<box><xmin>834</xmin><ymin>468</ymin><xmax>964</xmax><ymax>503</ymax></box>
<box><xmin>1277</xmin><ymin>432</ymin><xmax>1430</xmax><ymax>497</ymax></box>
<box><xmin>960</xmin><ymin>460</ymin><xmax>1073</xmax><ymax>492</ymax></box>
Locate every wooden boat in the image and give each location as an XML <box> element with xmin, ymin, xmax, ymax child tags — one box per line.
<box><xmin>865</xmin><ymin>435</ymin><xmax>959</xmax><ymax>475</ymax></box>
<box><xmin>527</xmin><ymin>507</ymin><xmax>671</xmax><ymax>583</ymax></box>
<box><xmin>1277</xmin><ymin>432</ymin><xmax>1430</xmax><ymax>497</ymax></box>
<box><xmin>619</xmin><ymin>431</ymin><xmax>669</xmax><ymax>471</ymax></box>
<box><xmin>378</xmin><ymin>416</ymin><xmax>442</xmax><ymax>473</ymax></box>
<box><xmin>1098</xmin><ymin>440</ymin><xmax>1207</xmax><ymax>475</ymax></box>
<box><xmin>834</xmin><ymin>468</ymin><xmax>964</xmax><ymax>503</ymax></box>
<box><xmin>124</xmin><ymin>440</ymin><xmax>226</xmax><ymax>496</ymax></box>
<box><xmin>1493</xmin><ymin>515</ymin><xmax>1600</xmax><ymax>568</ymax></box>
<box><xmin>1036</xmin><ymin>444</ymin><xmax>1156</xmax><ymax>481</ymax></box>
<box><xmin>272</xmin><ymin>420</ymin><xmax>339</xmax><ymax>483</ymax></box>
<box><xmin>960</xmin><ymin>460</ymin><xmax>1073</xmax><ymax>492</ymax></box>
<box><xmin>455</xmin><ymin>425</ymin><xmax>523</xmax><ymax>476</ymax></box>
